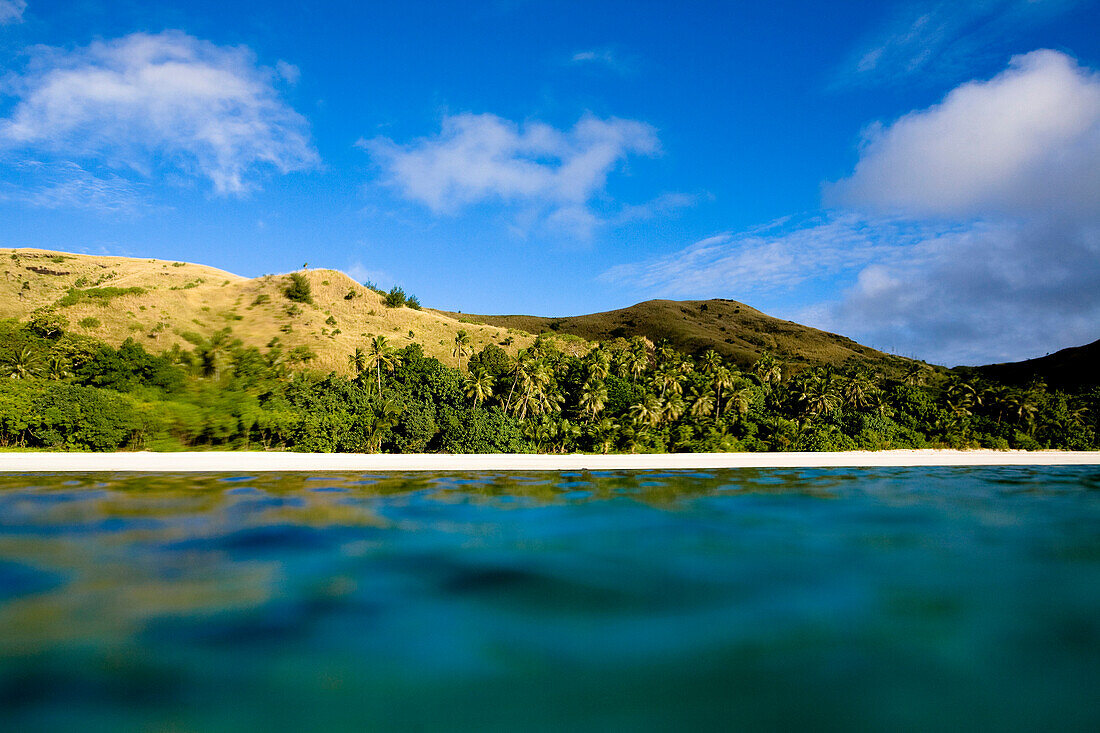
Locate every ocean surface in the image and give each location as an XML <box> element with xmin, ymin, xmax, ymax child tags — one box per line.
<box><xmin>1</xmin><ymin>467</ymin><xmax>1098</xmax><ymax>732</ymax></box>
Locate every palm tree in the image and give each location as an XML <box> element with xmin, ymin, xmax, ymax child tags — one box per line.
<box><xmin>655</xmin><ymin>341</ymin><xmax>678</xmax><ymax>369</ymax></box>
<box><xmin>629</xmin><ymin>394</ymin><xmax>663</xmax><ymax>428</ymax></box>
<box><xmin>944</xmin><ymin>378</ymin><xmax>979</xmax><ymax>419</ymax></box>
<box><xmin>348</xmin><ymin>347</ymin><xmax>367</xmax><ymax>376</ymax></box>
<box><xmin>366</xmin><ymin>335</ymin><xmax>402</xmax><ymax>396</ymax></box>
<box><xmin>902</xmin><ymin>362</ymin><xmax>930</xmax><ymax>386</ymax></box>
<box><xmin>578</xmin><ymin>378</ymin><xmax>607</xmax><ymax>421</ymax></box>
<box><xmin>700</xmin><ymin>349</ymin><xmax>722</xmax><ymax>376</ymax></box>
<box><xmin>195</xmin><ymin>329</ymin><xmax>237</xmax><ymax>380</ymax></box>
<box><xmin>264</xmin><ymin>348</ymin><xmax>290</xmax><ymax>382</ymax></box>
<box><xmin>623</xmin><ymin>339</ymin><xmax>649</xmax><ymax>383</ymax></box>
<box><xmin>984</xmin><ymin>385</ymin><xmax>1013</xmax><ymax>423</ymax></box>
<box><xmin>2</xmin><ymin>347</ymin><xmax>42</xmax><ymax>380</ymax></box>
<box><xmin>45</xmin><ymin>354</ymin><xmax>71</xmax><ymax>381</ymax></box>
<box><xmin>452</xmin><ymin>330</ymin><xmax>473</xmax><ymax>366</ymax></box>
<box><xmin>753</xmin><ymin>354</ymin><xmax>783</xmax><ymax>389</ymax></box>
<box><xmin>712</xmin><ymin>366</ymin><xmax>736</xmax><ymax>412</ymax></box>
<box><xmin>589</xmin><ymin>417</ymin><xmax>619</xmax><ymax>454</ymax></box>
<box><xmin>465</xmin><ymin>368</ymin><xmax>495</xmax><ymax>405</ymax></box>
<box><xmin>724</xmin><ymin>387</ymin><xmax>753</xmax><ymax>419</ymax></box>
<box><xmin>504</xmin><ymin>354</ymin><xmax>532</xmax><ymax>415</ymax></box>
<box><xmin>1007</xmin><ymin>389</ymin><xmax>1040</xmax><ymax>432</ymax></box>
<box><xmin>553</xmin><ymin>419</ymin><xmax>582</xmax><ymax>453</ymax></box>
<box><xmin>662</xmin><ymin>393</ymin><xmax>686</xmax><ymax>424</ymax></box>
<box><xmin>586</xmin><ymin>349</ymin><xmax>611</xmax><ymax>381</ymax></box>
<box><xmin>365</xmin><ymin>398</ymin><xmax>403</xmax><ymax>452</ymax></box>
<box><xmin>840</xmin><ymin>371</ymin><xmax>872</xmax><ymax>410</ymax></box>
<box><xmin>795</xmin><ymin>370</ymin><xmax>840</xmax><ymax>420</ymax></box>
<box><xmin>651</xmin><ymin>368</ymin><xmax>682</xmax><ymax>397</ymax></box>
<box><xmin>689</xmin><ymin>388</ymin><xmax>716</xmax><ymax>419</ymax></box>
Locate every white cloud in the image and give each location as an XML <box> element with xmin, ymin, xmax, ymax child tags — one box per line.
<box><xmin>0</xmin><ymin>161</ymin><xmax>143</xmax><ymax>212</ymax></box>
<box><xmin>600</xmin><ymin>210</ymin><xmax>1100</xmax><ymax>365</ymax></box>
<box><xmin>828</xmin><ymin>50</ymin><xmax>1100</xmax><ymax>219</ymax></box>
<box><xmin>836</xmin><ymin>0</ymin><xmax>1079</xmax><ymax>87</ymax></box>
<box><xmin>608</xmin><ymin>50</ymin><xmax>1100</xmax><ymax>365</ymax></box>
<box><xmin>570</xmin><ymin>48</ymin><xmax>630</xmax><ymax>73</ymax></box>
<box><xmin>809</xmin><ymin>219</ymin><xmax>1100</xmax><ymax>365</ymax></box>
<box><xmin>819</xmin><ymin>48</ymin><xmax>1100</xmax><ymax>363</ymax></box>
<box><xmin>275</xmin><ymin>60</ymin><xmax>300</xmax><ymax>85</ymax></box>
<box><xmin>0</xmin><ymin>0</ymin><xmax>26</xmax><ymax>25</ymax></box>
<box><xmin>0</xmin><ymin>31</ymin><xmax>318</xmax><ymax>196</ymax></box>
<box><xmin>345</xmin><ymin>262</ymin><xmax>394</xmax><ymax>290</ymax></box>
<box><xmin>360</xmin><ymin>112</ymin><xmax>659</xmax><ymax>235</ymax></box>
<box><xmin>600</xmin><ymin>213</ymin><xmax>940</xmax><ymax>297</ymax></box>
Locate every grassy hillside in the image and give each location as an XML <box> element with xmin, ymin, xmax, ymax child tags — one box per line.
<box><xmin>961</xmin><ymin>339</ymin><xmax>1100</xmax><ymax>390</ymax></box>
<box><xmin>436</xmin><ymin>298</ymin><xmax>924</xmax><ymax>375</ymax></box>
<box><xmin>1</xmin><ymin>248</ymin><xmax>561</xmax><ymax>372</ymax></box>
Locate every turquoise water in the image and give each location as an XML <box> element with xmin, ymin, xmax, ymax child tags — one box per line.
<box><xmin>1</xmin><ymin>468</ymin><xmax>1098</xmax><ymax>732</ymax></box>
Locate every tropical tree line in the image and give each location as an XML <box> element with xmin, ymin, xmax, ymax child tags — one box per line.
<box><xmin>0</xmin><ymin>313</ymin><xmax>1096</xmax><ymax>453</ymax></box>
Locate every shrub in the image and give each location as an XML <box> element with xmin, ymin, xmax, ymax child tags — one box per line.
<box><xmin>384</xmin><ymin>286</ymin><xmax>406</xmax><ymax>308</ymax></box>
<box><xmin>32</xmin><ymin>383</ymin><xmax>140</xmax><ymax>451</ymax></box>
<box><xmin>284</xmin><ymin>273</ymin><xmax>313</xmax><ymax>304</ymax></box>
<box><xmin>288</xmin><ymin>346</ymin><xmax>316</xmax><ymax>363</ymax></box>
<box><xmin>78</xmin><ymin>317</ymin><xmax>101</xmax><ymax>329</ymax></box>
<box><xmin>468</xmin><ymin>343</ymin><xmax>512</xmax><ymax>381</ymax></box>
<box><xmin>29</xmin><ymin>310</ymin><xmax>68</xmax><ymax>339</ymax></box>
<box><xmin>55</xmin><ymin>286</ymin><xmax>145</xmax><ymax>308</ymax></box>
<box><xmin>406</xmin><ymin>295</ymin><xmax>421</xmax><ymax>310</ymax></box>
<box><xmin>363</xmin><ymin>280</ymin><xmax>386</xmax><ymax>295</ymax></box>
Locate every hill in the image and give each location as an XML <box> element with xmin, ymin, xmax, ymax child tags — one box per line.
<box><xmin>1</xmin><ymin>248</ymin><xmax>556</xmax><ymax>372</ymax></box>
<box><xmin>961</xmin><ymin>339</ymin><xmax>1100</xmax><ymax>390</ymax></box>
<box><xmin>435</xmin><ymin>298</ymin><xmax>922</xmax><ymax>375</ymax></box>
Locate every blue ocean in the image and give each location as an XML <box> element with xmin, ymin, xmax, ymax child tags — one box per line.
<box><xmin>1</xmin><ymin>467</ymin><xmax>1098</xmax><ymax>731</ymax></box>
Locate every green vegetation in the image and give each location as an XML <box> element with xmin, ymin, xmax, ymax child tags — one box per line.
<box><xmin>384</xmin><ymin>286</ymin><xmax>406</xmax><ymax>308</ymax></box>
<box><xmin>439</xmin><ymin>298</ymin><xmax>916</xmax><ymax>375</ymax></box>
<box><xmin>0</xmin><ymin>317</ymin><xmax>1096</xmax><ymax>454</ymax></box>
<box><xmin>283</xmin><ymin>273</ymin><xmax>313</xmax><ymax>304</ymax></box>
<box><xmin>55</xmin><ymin>286</ymin><xmax>146</xmax><ymax>308</ymax></box>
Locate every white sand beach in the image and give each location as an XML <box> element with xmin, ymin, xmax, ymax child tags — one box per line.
<box><xmin>0</xmin><ymin>450</ymin><xmax>1098</xmax><ymax>472</ymax></box>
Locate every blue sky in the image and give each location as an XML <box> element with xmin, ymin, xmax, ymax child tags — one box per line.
<box><xmin>1</xmin><ymin>0</ymin><xmax>1098</xmax><ymax>365</ymax></box>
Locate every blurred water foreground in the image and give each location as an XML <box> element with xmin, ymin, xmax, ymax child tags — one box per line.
<box><xmin>1</xmin><ymin>467</ymin><xmax>1099</xmax><ymax>732</ymax></box>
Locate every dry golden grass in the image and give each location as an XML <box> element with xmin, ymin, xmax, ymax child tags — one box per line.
<box><xmin>1</xmin><ymin>248</ymin><xmax>586</xmax><ymax>372</ymax></box>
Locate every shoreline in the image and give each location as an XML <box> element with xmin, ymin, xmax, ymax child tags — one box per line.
<box><xmin>1</xmin><ymin>450</ymin><xmax>1099</xmax><ymax>472</ymax></box>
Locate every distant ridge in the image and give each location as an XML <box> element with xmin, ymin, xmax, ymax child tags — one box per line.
<box><xmin>435</xmin><ymin>298</ymin><xmax>924</xmax><ymax>375</ymax></box>
<box><xmin>962</xmin><ymin>339</ymin><xmax>1100</xmax><ymax>390</ymax></box>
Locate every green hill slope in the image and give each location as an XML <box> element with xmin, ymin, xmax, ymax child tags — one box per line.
<box><xmin>436</xmin><ymin>298</ymin><xmax>923</xmax><ymax>375</ymax></box>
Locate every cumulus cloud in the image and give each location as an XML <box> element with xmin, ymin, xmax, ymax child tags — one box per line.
<box><xmin>606</xmin><ymin>50</ymin><xmax>1100</xmax><ymax>365</ymax></box>
<box><xmin>0</xmin><ymin>31</ymin><xmax>318</xmax><ymax>196</ymax></box>
<box><xmin>828</xmin><ymin>50</ymin><xmax>1100</xmax><ymax>219</ymax></box>
<box><xmin>810</xmin><ymin>220</ymin><xmax>1100</xmax><ymax>365</ymax></box>
<box><xmin>360</xmin><ymin>112</ymin><xmax>660</xmax><ymax>235</ymax></box>
<box><xmin>820</xmin><ymin>48</ymin><xmax>1100</xmax><ymax>363</ymax></box>
<box><xmin>0</xmin><ymin>0</ymin><xmax>26</xmax><ymax>25</ymax></box>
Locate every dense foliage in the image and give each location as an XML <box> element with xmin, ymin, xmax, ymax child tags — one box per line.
<box><xmin>0</xmin><ymin>317</ymin><xmax>1096</xmax><ymax>453</ymax></box>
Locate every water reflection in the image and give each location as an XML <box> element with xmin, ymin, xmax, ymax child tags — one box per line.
<box><xmin>1</xmin><ymin>468</ymin><xmax>1099</xmax><ymax>732</ymax></box>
